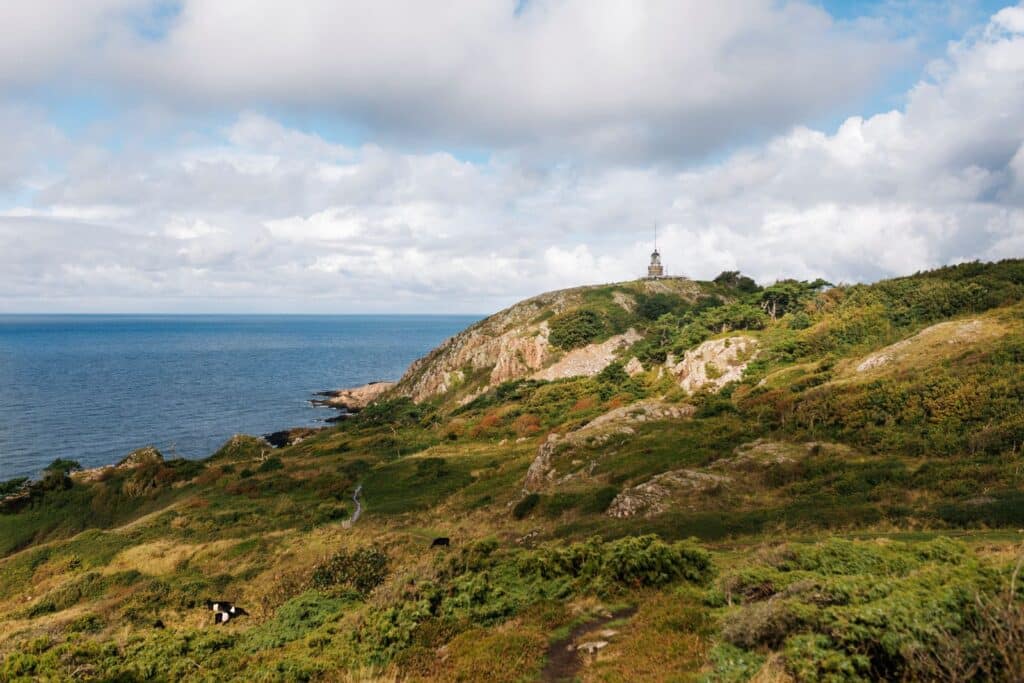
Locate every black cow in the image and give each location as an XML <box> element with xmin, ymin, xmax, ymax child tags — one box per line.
<box><xmin>430</xmin><ymin>537</ymin><xmax>450</xmax><ymax>548</ymax></box>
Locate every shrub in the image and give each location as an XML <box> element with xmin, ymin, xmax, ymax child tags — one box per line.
<box><xmin>66</xmin><ymin>613</ymin><xmax>105</xmax><ymax>633</ymax></box>
<box><xmin>244</xmin><ymin>591</ymin><xmax>345</xmax><ymax>651</ymax></box>
<box><xmin>636</xmin><ymin>292</ymin><xmax>689</xmax><ymax>320</ymax></box>
<box><xmin>549</xmin><ymin>308</ymin><xmax>606</xmax><ymax>349</ymax></box>
<box><xmin>583</xmin><ymin>486</ymin><xmax>619</xmax><ymax>514</ymax></box>
<box><xmin>722</xmin><ymin>599</ymin><xmax>813</xmax><ymax>649</ymax></box>
<box><xmin>520</xmin><ymin>535</ymin><xmax>714</xmax><ymax>592</ymax></box>
<box><xmin>257</xmin><ymin>456</ymin><xmax>284</xmax><ymax>473</ymax></box>
<box><xmin>784</xmin><ymin>634</ymin><xmax>871</xmax><ymax>682</ymax></box>
<box><xmin>0</xmin><ymin>477</ymin><xmax>28</xmax><ymax>496</ymax></box>
<box><xmin>415</xmin><ymin>458</ymin><xmax>449</xmax><ymax>479</ymax></box>
<box><xmin>310</xmin><ymin>547</ymin><xmax>389</xmax><ymax>596</ymax></box>
<box><xmin>512</xmin><ymin>493</ymin><xmax>541</xmax><ymax>520</ymax></box>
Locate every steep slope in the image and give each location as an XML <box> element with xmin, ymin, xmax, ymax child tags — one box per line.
<box><xmin>392</xmin><ymin>277</ymin><xmax>705</xmax><ymax>404</ymax></box>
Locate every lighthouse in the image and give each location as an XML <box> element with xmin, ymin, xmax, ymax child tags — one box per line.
<box><xmin>647</xmin><ymin>227</ymin><xmax>664</xmax><ymax>278</ymax></box>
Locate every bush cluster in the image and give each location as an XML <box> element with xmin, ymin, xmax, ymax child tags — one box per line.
<box><xmin>310</xmin><ymin>547</ymin><xmax>389</xmax><ymax>596</ymax></box>
<box><xmin>519</xmin><ymin>535</ymin><xmax>714</xmax><ymax>592</ymax></box>
<box><xmin>548</xmin><ymin>308</ymin><xmax>607</xmax><ymax>349</ymax></box>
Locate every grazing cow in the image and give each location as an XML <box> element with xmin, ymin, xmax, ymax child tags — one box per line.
<box><xmin>213</xmin><ymin>607</ymin><xmax>249</xmax><ymax>625</ymax></box>
<box><xmin>430</xmin><ymin>537</ymin><xmax>450</xmax><ymax>548</ymax></box>
<box><xmin>152</xmin><ymin>619</ymin><xmax>165</xmax><ymax>629</ymax></box>
<box><xmin>205</xmin><ymin>599</ymin><xmax>233</xmax><ymax>613</ymax></box>
<box><xmin>205</xmin><ymin>600</ymin><xmax>248</xmax><ymax>625</ymax></box>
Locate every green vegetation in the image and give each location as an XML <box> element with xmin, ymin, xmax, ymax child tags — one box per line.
<box><xmin>548</xmin><ymin>307</ymin><xmax>608</xmax><ymax>349</ymax></box>
<box><xmin>2</xmin><ymin>259</ymin><xmax>1024</xmax><ymax>680</ymax></box>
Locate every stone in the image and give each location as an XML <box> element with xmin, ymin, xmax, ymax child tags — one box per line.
<box><xmin>606</xmin><ymin>469</ymin><xmax>731</xmax><ymax>518</ymax></box>
<box><xmin>531</xmin><ymin>329</ymin><xmax>643</xmax><ymax>382</ymax></box>
<box><xmin>624</xmin><ymin>356</ymin><xmax>645</xmax><ymax>376</ymax></box>
<box><xmin>522</xmin><ymin>401</ymin><xmax>694</xmax><ymax>492</ymax></box>
<box><xmin>577</xmin><ymin>641</ymin><xmax>609</xmax><ymax>654</ymax></box>
<box><xmin>667</xmin><ymin>336</ymin><xmax>758</xmax><ymax>394</ymax></box>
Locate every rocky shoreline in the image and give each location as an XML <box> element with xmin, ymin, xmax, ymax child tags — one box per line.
<box><xmin>309</xmin><ymin>381</ymin><xmax>396</xmax><ymax>412</ymax></box>
<box><xmin>266</xmin><ymin>381</ymin><xmax>397</xmax><ymax>447</ymax></box>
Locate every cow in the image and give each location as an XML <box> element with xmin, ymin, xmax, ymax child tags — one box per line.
<box><xmin>430</xmin><ymin>537</ymin><xmax>450</xmax><ymax>548</ymax></box>
<box><xmin>205</xmin><ymin>600</ymin><xmax>249</xmax><ymax>625</ymax></box>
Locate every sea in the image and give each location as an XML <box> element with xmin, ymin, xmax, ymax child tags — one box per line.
<box><xmin>0</xmin><ymin>315</ymin><xmax>478</xmax><ymax>480</ymax></box>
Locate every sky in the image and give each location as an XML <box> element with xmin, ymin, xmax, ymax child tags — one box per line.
<box><xmin>0</xmin><ymin>0</ymin><xmax>1022</xmax><ymax>314</ymax></box>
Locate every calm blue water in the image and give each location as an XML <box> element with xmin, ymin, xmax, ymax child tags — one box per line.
<box><xmin>0</xmin><ymin>315</ymin><xmax>477</xmax><ymax>480</ymax></box>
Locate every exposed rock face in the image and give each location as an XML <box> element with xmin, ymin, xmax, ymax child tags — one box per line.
<box><xmin>612</xmin><ymin>291</ymin><xmax>636</xmax><ymax>312</ymax></box>
<box><xmin>667</xmin><ymin>336</ymin><xmax>758</xmax><ymax>394</ymax></box>
<box><xmin>263</xmin><ymin>427</ymin><xmax>324</xmax><ymax>448</ymax></box>
<box><xmin>624</xmin><ymin>357</ymin><xmax>645</xmax><ymax>377</ymax></box>
<box><xmin>523</xmin><ymin>400</ymin><xmax>695</xmax><ymax>492</ymax></box>
<box><xmin>606</xmin><ymin>469</ymin><xmax>731</xmax><ymax>518</ymax></box>
<box><xmin>490</xmin><ymin>323</ymin><xmax>551</xmax><ymax>384</ymax></box>
<box><xmin>75</xmin><ymin>446</ymin><xmax>164</xmax><ymax>483</ymax></box>
<box><xmin>524</xmin><ymin>434</ymin><xmax>563</xmax><ymax>491</ymax></box>
<box><xmin>317</xmin><ymin>381</ymin><xmax>396</xmax><ymax>411</ymax></box>
<box><xmin>531</xmin><ymin>329</ymin><xmax>642</xmax><ymax>382</ymax></box>
<box><xmin>711</xmin><ymin>439</ymin><xmax>855</xmax><ymax>471</ymax></box>
<box><xmin>117</xmin><ymin>446</ymin><xmax>164</xmax><ymax>468</ymax></box>
<box><xmin>393</xmin><ymin>278</ymin><xmax>702</xmax><ymax>404</ymax></box>
<box><xmin>395</xmin><ymin>291</ymin><xmax>571</xmax><ymax>402</ymax></box>
<box><xmin>854</xmin><ymin>319</ymin><xmax>997</xmax><ymax>374</ymax></box>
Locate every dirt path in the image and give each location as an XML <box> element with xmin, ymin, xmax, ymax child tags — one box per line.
<box><xmin>541</xmin><ymin>606</ymin><xmax>636</xmax><ymax>682</ymax></box>
<box><xmin>350</xmin><ymin>484</ymin><xmax>363</xmax><ymax>524</ymax></box>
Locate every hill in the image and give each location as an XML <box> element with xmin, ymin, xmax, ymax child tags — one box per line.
<box><xmin>1</xmin><ymin>260</ymin><xmax>1024</xmax><ymax>681</ymax></box>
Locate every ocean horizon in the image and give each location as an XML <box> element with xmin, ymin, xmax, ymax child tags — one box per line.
<box><xmin>0</xmin><ymin>314</ymin><xmax>478</xmax><ymax>480</ymax></box>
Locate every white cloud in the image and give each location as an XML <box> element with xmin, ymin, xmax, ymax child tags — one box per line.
<box><xmin>0</xmin><ymin>4</ymin><xmax>1022</xmax><ymax>313</ymax></box>
<box><xmin>0</xmin><ymin>1</ymin><xmax>907</xmax><ymax>161</ymax></box>
<box><xmin>0</xmin><ymin>0</ymin><xmax>144</xmax><ymax>87</ymax></box>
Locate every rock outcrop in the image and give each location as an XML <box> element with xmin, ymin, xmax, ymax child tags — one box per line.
<box><xmin>710</xmin><ymin>439</ymin><xmax>856</xmax><ymax>471</ymax></box>
<box><xmin>523</xmin><ymin>400</ymin><xmax>695</xmax><ymax>492</ymax></box>
<box><xmin>315</xmin><ymin>381</ymin><xmax>396</xmax><ymax>411</ymax></box>
<box><xmin>393</xmin><ymin>278</ymin><xmax>702</xmax><ymax>404</ymax></box>
<box><xmin>531</xmin><ymin>329</ymin><xmax>642</xmax><ymax>382</ymax></box>
<box><xmin>74</xmin><ymin>446</ymin><xmax>164</xmax><ymax>483</ymax></box>
<box><xmin>606</xmin><ymin>469</ymin><xmax>731</xmax><ymax>518</ymax></box>
<box><xmin>624</xmin><ymin>357</ymin><xmax>645</xmax><ymax>376</ymax></box>
<box><xmin>854</xmin><ymin>319</ymin><xmax>1000</xmax><ymax>374</ymax></box>
<box><xmin>667</xmin><ymin>335</ymin><xmax>758</xmax><ymax>394</ymax></box>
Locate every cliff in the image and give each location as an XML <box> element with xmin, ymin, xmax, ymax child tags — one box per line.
<box><xmin>392</xmin><ymin>277</ymin><xmax>709</xmax><ymax>405</ymax></box>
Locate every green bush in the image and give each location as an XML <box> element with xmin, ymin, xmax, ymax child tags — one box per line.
<box><xmin>548</xmin><ymin>309</ymin><xmax>607</xmax><ymax>350</ymax></box>
<box><xmin>0</xmin><ymin>477</ymin><xmax>28</xmax><ymax>496</ymax></box>
<box><xmin>244</xmin><ymin>591</ymin><xmax>345</xmax><ymax>651</ymax></box>
<box><xmin>722</xmin><ymin>599</ymin><xmax>813</xmax><ymax>649</ymax></box>
<box><xmin>784</xmin><ymin>634</ymin><xmax>870</xmax><ymax>682</ymax></box>
<box><xmin>520</xmin><ymin>535</ymin><xmax>714</xmax><ymax>591</ymax></box>
<box><xmin>258</xmin><ymin>456</ymin><xmax>284</xmax><ymax>473</ymax></box>
<box><xmin>512</xmin><ymin>493</ymin><xmax>541</xmax><ymax>519</ymax></box>
<box><xmin>310</xmin><ymin>547</ymin><xmax>389</xmax><ymax>596</ymax></box>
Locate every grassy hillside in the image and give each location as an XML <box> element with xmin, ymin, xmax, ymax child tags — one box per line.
<box><xmin>2</xmin><ymin>260</ymin><xmax>1023</xmax><ymax>682</ymax></box>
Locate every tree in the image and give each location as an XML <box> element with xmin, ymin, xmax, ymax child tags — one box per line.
<box><xmin>38</xmin><ymin>458</ymin><xmax>81</xmax><ymax>492</ymax></box>
<box><xmin>757</xmin><ymin>279</ymin><xmax>831</xmax><ymax>320</ymax></box>
<box><xmin>714</xmin><ymin>271</ymin><xmax>761</xmax><ymax>294</ymax></box>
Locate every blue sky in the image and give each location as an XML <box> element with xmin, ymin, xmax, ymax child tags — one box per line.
<box><xmin>1</xmin><ymin>1</ymin><xmax>1022</xmax><ymax>313</ymax></box>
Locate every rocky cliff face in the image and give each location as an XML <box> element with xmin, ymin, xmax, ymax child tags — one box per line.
<box><xmin>667</xmin><ymin>336</ymin><xmax>759</xmax><ymax>394</ymax></box>
<box><xmin>393</xmin><ymin>278</ymin><xmax>703</xmax><ymax>404</ymax></box>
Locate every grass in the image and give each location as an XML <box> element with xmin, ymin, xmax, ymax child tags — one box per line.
<box><xmin>1</xmin><ymin>260</ymin><xmax>1024</xmax><ymax>680</ymax></box>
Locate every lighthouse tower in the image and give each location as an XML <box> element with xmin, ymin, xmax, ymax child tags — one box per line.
<box><xmin>647</xmin><ymin>227</ymin><xmax>664</xmax><ymax>278</ymax></box>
